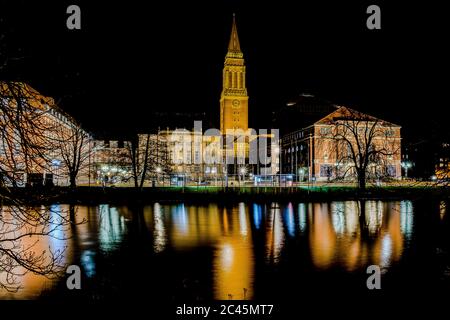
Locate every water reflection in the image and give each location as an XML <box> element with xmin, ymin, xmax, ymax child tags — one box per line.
<box><xmin>0</xmin><ymin>204</ymin><xmax>129</xmax><ymax>299</ymax></box>
<box><xmin>149</xmin><ymin>203</ymin><xmax>254</xmax><ymax>299</ymax></box>
<box><xmin>308</xmin><ymin>201</ymin><xmax>409</xmax><ymax>271</ymax></box>
<box><xmin>266</xmin><ymin>203</ymin><xmax>285</xmax><ymax>264</ymax></box>
<box><xmin>1</xmin><ymin>200</ymin><xmax>441</xmax><ymax>300</ymax></box>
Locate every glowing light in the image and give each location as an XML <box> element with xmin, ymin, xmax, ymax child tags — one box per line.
<box><xmin>220</xmin><ymin>244</ymin><xmax>234</xmax><ymax>271</ymax></box>
<box><xmin>298</xmin><ymin>203</ymin><xmax>307</xmax><ymax>233</ymax></box>
<box><xmin>400</xmin><ymin>200</ymin><xmax>413</xmax><ymax>239</ymax></box>
<box><xmin>81</xmin><ymin>250</ymin><xmax>96</xmax><ymax>278</ymax></box>
<box><xmin>153</xmin><ymin>202</ymin><xmax>166</xmax><ymax>253</ymax></box>
<box><xmin>239</xmin><ymin>203</ymin><xmax>248</xmax><ymax>236</ymax></box>
<box><xmin>173</xmin><ymin>204</ymin><xmax>188</xmax><ymax>235</ymax></box>
<box><xmin>252</xmin><ymin>204</ymin><xmax>262</xmax><ymax>229</ymax></box>
<box><xmin>380</xmin><ymin>235</ymin><xmax>393</xmax><ymax>268</ymax></box>
<box><xmin>284</xmin><ymin>203</ymin><xmax>295</xmax><ymax>237</ymax></box>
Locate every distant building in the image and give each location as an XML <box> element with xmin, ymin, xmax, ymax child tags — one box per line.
<box><xmin>435</xmin><ymin>142</ymin><xmax>450</xmax><ymax>180</ymax></box>
<box><xmin>281</xmin><ymin>106</ymin><xmax>402</xmax><ymax>182</ymax></box>
<box><xmin>0</xmin><ymin>82</ymin><xmax>92</xmax><ymax>186</ymax></box>
<box><xmin>91</xmin><ymin>139</ymin><xmax>131</xmax><ymax>185</ymax></box>
<box><xmin>136</xmin><ymin>128</ymin><xmax>279</xmax><ymax>184</ymax></box>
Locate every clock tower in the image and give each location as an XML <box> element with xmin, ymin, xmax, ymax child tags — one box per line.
<box><xmin>220</xmin><ymin>14</ymin><xmax>249</xmax><ymax>134</ymax></box>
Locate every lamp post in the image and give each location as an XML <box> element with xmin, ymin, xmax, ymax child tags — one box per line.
<box><xmin>274</xmin><ymin>145</ymin><xmax>280</xmax><ymax>188</ymax></box>
<box><xmin>156</xmin><ymin>166</ymin><xmax>162</xmax><ymax>186</ymax></box>
<box><xmin>401</xmin><ymin>160</ymin><xmax>413</xmax><ymax>179</ymax></box>
<box><xmin>298</xmin><ymin>167</ymin><xmax>305</xmax><ymax>184</ymax></box>
<box><xmin>240</xmin><ymin>167</ymin><xmax>246</xmax><ymax>186</ymax></box>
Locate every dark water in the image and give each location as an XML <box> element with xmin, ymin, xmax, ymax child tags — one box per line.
<box><xmin>1</xmin><ymin>200</ymin><xmax>450</xmax><ymax>301</ymax></box>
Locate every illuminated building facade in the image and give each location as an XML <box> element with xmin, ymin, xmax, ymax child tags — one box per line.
<box><xmin>92</xmin><ymin>139</ymin><xmax>131</xmax><ymax>185</ymax></box>
<box><xmin>220</xmin><ymin>14</ymin><xmax>248</xmax><ymax>134</ymax></box>
<box><xmin>281</xmin><ymin>106</ymin><xmax>402</xmax><ymax>182</ymax></box>
<box><xmin>0</xmin><ymin>82</ymin><xmax>93</xmax><ymax>186</ymax></box>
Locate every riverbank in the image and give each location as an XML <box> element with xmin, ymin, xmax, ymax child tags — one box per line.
<box><xmin>5</xmin><ymin>185</ymin><xmax>450</xmax><ymax>204</ymax></box>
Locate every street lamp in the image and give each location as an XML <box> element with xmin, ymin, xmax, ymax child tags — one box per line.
<box><xmin>401</xmin><ymin>160</ymin><xmax>413</xmax><ymax>179</ymax></box>
<box><xmin>155</xmin><ymin>166</ymin><xmax>162</xmax><ymax>186</ymax></box>
<box><xmin>239</xmin><ymin>167</ymin><xmax>247</xmax><ymax>185</ymax></box>
<box><xmin>274</xmin><ymin>145</ymin><xmax>281</xmax><ymax>187</ymax></box>
<box><xmin>298</xmin><ymin>167</ymin><xmax>305</xmax><ymax>183</ymax></box>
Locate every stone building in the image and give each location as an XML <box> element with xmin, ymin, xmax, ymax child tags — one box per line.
<box><xmin>0</xmin><ymin>82</ymin><xmax>93</xmax><ymax>186</ymax></box>
<box><xmin>281</xmin><ymin>106</ymin><xmax>402</xmax><ymax>182</ymax></box>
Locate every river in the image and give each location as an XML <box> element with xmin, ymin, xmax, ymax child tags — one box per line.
<box><xmin>1</xmin><ymin>200</ymin><xmax>449</xmax><ymax>301</ymax></box>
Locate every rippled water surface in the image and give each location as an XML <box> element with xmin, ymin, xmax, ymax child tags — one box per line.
<box><xmin>1</xmin><ymin>200</ymin><xmax>449</xmax><ymax>300</ymax></box>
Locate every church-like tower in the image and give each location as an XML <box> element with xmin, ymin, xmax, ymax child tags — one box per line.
<box><xmin>220</xmin><ymin>14</ymin><xmax>249</xmax><ymax>134</ymax></box>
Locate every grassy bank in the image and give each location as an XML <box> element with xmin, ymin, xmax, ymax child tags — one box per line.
<box><xmin>5</xmin><ymin>185</ymin><xmax>450</xmax><ymax>205</ymax></box>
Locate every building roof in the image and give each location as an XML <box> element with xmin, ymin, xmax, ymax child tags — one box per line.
<box><xmin>314</xmin><ymin>106</ymin><xmax>401</xmax><ymax>127</ymax></box>
<box><xmin>226</xmin><ymin>14</ymin><xmax>243</xmax><ymax>59</ymax></box>
<box><xmin>0</xmin><ymin>81</ymin><xmax>55</xmax><ymax>110</ymax></box>
<box><xmin>272</xmin><ymin>93</ymin><xmax>337</xmax><ymax>135</ymax></box>
<box><xmin>228</xmin><ymin>14</ymin><xmax>241</xmax><ymax>53</ymax></box>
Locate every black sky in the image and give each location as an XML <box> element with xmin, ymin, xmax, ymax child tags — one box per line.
<box><xmin>0</xmin><ymin>0</ymin><xmax>449</xmax><ymax>141</ymax></box>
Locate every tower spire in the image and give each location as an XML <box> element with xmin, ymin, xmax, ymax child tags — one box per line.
<box><xmin>227</xmin><ymin>13</ymin><xmax>241</xmax><ymax>54</ymax></box>
<box><xmin>221</xmin><ymin>13</ymin><xmax>248</xmax><ymax>134</ymax></box>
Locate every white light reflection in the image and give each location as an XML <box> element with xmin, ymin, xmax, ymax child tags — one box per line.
<box><xmin>400</xmin><ymin>200</ymin><xmax>413</xmax><ymax>240</ymax></box>
<box><xmin>173</xmin><ymin>204</ymin><xmax>188</xmax><ymax>235</ymax></box>
<box><xmin>298</xmin><ymin>203</ymin><xmax>307</xmax><ymax>234</ymax></box>
<box><xmin>366</xmin><ymin>201</ymin><xmax>383</xmax><ymax>235</ymax></box>
<box><xmin>344</xmin><ymin>202</ymin><xmax>358</xmax><ymax>235</ymax></box>
<box><xmin>284</xmin><ymin>203</ymin><xmax>295</xmax><ymax>237</ymax></box>
<box><xmin>153</xmin><ymin>202</ymin><xmax>167</xmax><ymax>253</ymax></box>
<box><xmin>266</xmin><ymin>204</ymin><xmax>284</xmax><ymax>264</ymax></box>
<box><xmin>48</xmin><ymin>205</ymin><xmax>69</xmax><ymax>264</ymax></box>
<box><xmin>380</xmin><ymin>234</ymin><xmax>393</xmax><ymax>269</ymax></box>
<box><xmin>331</xmin><ymin>202</ymin><xmax>345</xmax><ymax>235</ymax></box>
<box><xmin>220</xmin><ymin>244</ymin><xmax>234</xmax><ymax>272</ymax></box>
<box><xmin>98</xmin><ymin>204</ymin><xmax>125</xmax><ymax>251</ymax></box>
<box><xmin>239</xmin><ymin>203</ymin><xmax>248</xmax><ymax>236</ymax></box>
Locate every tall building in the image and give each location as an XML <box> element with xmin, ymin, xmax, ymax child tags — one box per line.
<box><xmin>220</xmin><ymin>14</ymin><xmax>248</xmax><ymax>133</ymax></box>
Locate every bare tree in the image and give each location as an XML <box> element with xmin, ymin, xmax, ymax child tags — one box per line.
<box><xmin>317</xmin><ymin>107</ymin><xmax>401</xmax><ymax>190</ymax></box>
<box><xmin>127</xmin><ymin>135</ymin><xmax>151</xmax><ymax>189</ymax></box>
<box><xmin>0</xmin><ymin>82</ymin><xmax>57</xmax><ymax>187</ymax></box>
<box><xmin>54</xmin><ymin>118</ymin><xmax>92</xmax><ymax>188</ymax></box>
<box><xmin>0</xmin><ymin>81</ymin><xmax>73</xmax><ymax>291</ymax></box>
<box><xmin>125</xmin><ymin>133</ymin><xmax>171</xmax><ymax>189</ymax></box>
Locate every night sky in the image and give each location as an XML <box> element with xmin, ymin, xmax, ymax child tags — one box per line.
<box><xmin>1</xmin><ymin>0</ymin><xmax>448</xmax><ymax>141</ymax></box>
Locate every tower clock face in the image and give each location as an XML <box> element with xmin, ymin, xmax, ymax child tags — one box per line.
<box><xmin>232</xmin><ymin>99</ymin><xmax>240</xmax><ymax>108</ymax></box>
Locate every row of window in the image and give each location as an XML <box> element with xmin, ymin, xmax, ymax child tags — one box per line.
<box><xmin>226</xmin><ymin>71</ymin><xmax>244</xmax><ymax>89</ymax></box>
<box><xmin>319</xmin><ymin>164</ymin><xmax>397</xmax><ymax>177</ymax></box>
<box><xmin>284</xmin><ymin>145</ymin><xmax>305</xmax><ymax>154</ymax></box>
<box><xmin>284</xmin><ymin>130</ymin><xmax>306</xmax><ymax>141</ymax></box>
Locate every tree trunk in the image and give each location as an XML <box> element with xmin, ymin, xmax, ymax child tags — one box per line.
<box><xmin>69</xmin><ymin>204</ymin><xmax>76</xmax><ymax>222</ymax></box>
<box><xmin>358</xmin><ymin>171</ymin><xmax>366</xmax><ymax>190</ymax></box>
<box><xmin>70</xmin><ymin>174</ymin><xmax>77</xmax><ymax>189</ymax></box>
